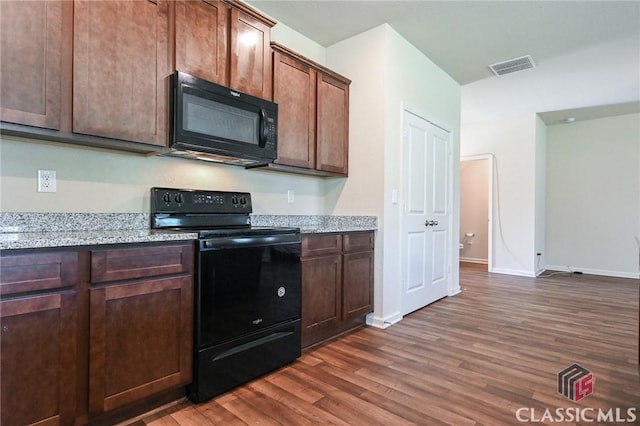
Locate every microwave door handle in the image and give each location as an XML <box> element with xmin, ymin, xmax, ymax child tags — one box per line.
<box><xmin>259</xmin><ymin>109</ymin><xmax>268</xmax><ymax>148</ymax></box>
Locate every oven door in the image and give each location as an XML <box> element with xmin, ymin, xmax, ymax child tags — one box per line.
<box><xmin>195</xmin><ymin>233</ymin><xmax>301</xmax><ymax>349</ymax></box>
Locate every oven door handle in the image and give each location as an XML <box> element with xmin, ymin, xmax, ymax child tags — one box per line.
<box><xmin>200</xmin><ymin>233</ymin><xmax>300</xmax><ymax>250</ymax></box>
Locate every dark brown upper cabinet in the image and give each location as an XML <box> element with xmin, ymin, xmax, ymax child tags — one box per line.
<box><xmin>1</xmin><ymin>0</ymin><xmax>275</xmax><ymax>154</ymax></box>
<box><xmin>271</xmin><ymin>43</ymin><xmax>350</xmax><ymax>177</ymax></box>
<box><xmin>272</xmin><ymin>49</ymin><xmax>317</xmax><ymax>169</ymax></box>
<box><xmin>175</xmin><ymin>0</ymin><xmax>229</xmax><ymax>86</ymax></box>
<box><xmin>228</xmin><ymin>1</ymin><xmax>274</xmax><ymax>100</ymax></box>
<box><xmin>0</xmin><ymin>0</ymin><xmax>72</xmax><ymax>130</ymax></box>
<box><xmin>316</xmin><ymin>72</ymin><xmax>350</xmax><ymax>175</ymax></box>
<box><xmin>73</xmin><ymin>0</ymin><xmax>172</xmax><ymax>147</ymax></box>
<box><xmin>175</xmin><ymin>0</ymin><xmax>275</xmax><ymax>100</ymax></box>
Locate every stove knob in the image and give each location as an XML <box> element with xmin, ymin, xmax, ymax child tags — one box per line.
<box><xmin>175</xmin><ymin>193</ymin><xmax>183</xmax><ymax>204</ymax></box>
<box><xmin>163</xmin><ymin>193</ymin><xmax>171</xmax><ymax>203</ymax></box>
<box><xmin>231</xmin><ymin>195</ymin><xmax>239</xmax><ymax>205</ymax></box>
<box><xmin>239</xmin><ymin>195</ymin><xmax>247</xmax><ymax>205</ymax></box>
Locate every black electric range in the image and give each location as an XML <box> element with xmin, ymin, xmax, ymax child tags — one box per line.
<box><xmin>150</xmin><ymin>187</ymin><xmax>301</xmax><ymax>402</ymax></box>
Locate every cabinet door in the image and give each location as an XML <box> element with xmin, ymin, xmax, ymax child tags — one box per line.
<box><xmin>0</xmin><ymin>0</ymin><xmax>71</xmax><ymax>129</ymax></box>
<box><xmin>316</xmin><ymin>73</ymin><xmax>349</xmax><ymax>175</ymax></box>
<box><xmin>73</xmin><ymin>0</ymin><xmax>171</xmax><ymax>146</ymax></box>
<box><xmin>301</xmin><ymin>254</ymin><xmax>342</xmax><ymax>347</ymax></box>
<box><xmin>88</xmin><ymin>275</ymin><xmax>193</xmax><ymax>415</ymax></box>
<box><xmin>342</xmin><ymin>250</ymin><xmax>374</xmax><ymax>320</ymax></box>
<box><xmin>175</xmin><ymin>0</ymin><xmax>228</xmax><ymax>85</ymax></box>
<box><xmin>1</xmin><ymin>292</ymin><xmax>77</xmax><ymax>426</ymax></box>
<box><xmin>273</xmin><ymin>51</ymin><xmax>316</xmax><ymax>169</ymax></box>
<box><xmin>229</xmin><ymin>6</ymin><xmax>272</xmax><ymax>99</ymax></box>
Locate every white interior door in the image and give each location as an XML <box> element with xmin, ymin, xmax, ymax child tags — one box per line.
<box><xmin>401</xmin><ymin>110</ymin><xmax>451</xmax><ymax>316</ymax></box>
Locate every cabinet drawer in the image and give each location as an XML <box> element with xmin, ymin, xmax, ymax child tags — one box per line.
<box><xmin>302</xmin><ymin>234</ymin><xmax>342</xmax><ymax>257</ymax></box>
<box><xmin>91</xmin><ymin>243</ymin><xmax>193</xmax><ymax>283</ymax></box>
<box><xmin>0</xmin><ymin>251</ymin><xmax>78</xmax><ymax>296</ymax></box>
<box><xmin>343</xmin><ymin>231</ymin><xmax>374</xmax><ymax>252</ymax></box>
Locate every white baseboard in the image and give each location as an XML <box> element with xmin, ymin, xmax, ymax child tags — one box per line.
<box><xmin>459</xmin><ymin>257</ymin><xmax>488</xmax><ymax>264</ymax></box>
<box><xmin>491</xmin><ymin>267</ymin><xmax>537</xmax><ymax>278</ymax></box>
<box><xmin>448</xmin><ymin>286</ymin><xmax>461</xmax><ymax>296</ymax></box>
<box><xmin>366</xmin><ymin>311</ymin><xmax>402</xmax><ymax>329</ymax></box>
<box><xmin>545</xmin><ymin>264</ymin><xmax>640</xmax><ymax>280</ymax></box>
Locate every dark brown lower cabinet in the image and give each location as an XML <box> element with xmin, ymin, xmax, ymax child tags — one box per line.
<box><xmin>1</xmin><ymin>293</ymin><xmax>77</xmax><ymax>426</ymax></box>
<box><xmin>89</xmin><ymin>275</ymin><xmax>192</xmax><ymax>415</ymax></box>
<box><xmin>301</xmin><ymin>231</ymin><xmax>374</xmax><ymax>348</ymax></box>
<box><xmin>0</xmin><ymin>252</ymin><xmax>79</xmax><ymax>426</ymax></box>
<box><xmin>88</xmin><ymin>243</ymin><xmax>193</xmax><ymax>417</ymax></box>
<box><xmin>0</xmin><ymin>242</ymin><xmax>194</xmax><ymax>425</ymax></box>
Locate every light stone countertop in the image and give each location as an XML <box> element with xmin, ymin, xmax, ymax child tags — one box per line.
<box><xmin>251</xmin><ymin>215</ymin><xmax>377</xmax><ymax>234</ymax></box>
<box><xmin>0</xmin><ymin>213</ymin><xmax>377</xmax><ymax>250</ymax></box>
<box><xmin>0</xmin><ymin>230</ymin><xmax>199</xmax><ymax>250</ymax></box>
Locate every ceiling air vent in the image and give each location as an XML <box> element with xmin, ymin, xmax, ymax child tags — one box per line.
<box><xmin>489</xmin><ymin>55</ymin><xmax>536</xmax><ymax>76</ymax></box>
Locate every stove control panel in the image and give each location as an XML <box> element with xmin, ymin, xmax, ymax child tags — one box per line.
<box><xmin>151</xmin><ymin>187</ymin><xmax>252</xmax><ymax>214</ymax></box>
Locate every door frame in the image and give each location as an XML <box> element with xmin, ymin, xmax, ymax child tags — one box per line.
<box><xmin>460</xmin><ymin>154</ymin><xmax>494</xmax><ymax>272</ymax></box>
<box><xmin>399</xmin><ymin>105</ymin><xmax>454</xmax><ymax>314</ymax></box>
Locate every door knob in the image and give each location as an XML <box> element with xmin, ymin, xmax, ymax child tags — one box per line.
<box><xmin>425</xmin><ymin>220</ymin><xmax>433</xmax><ymax>227</ymax></box>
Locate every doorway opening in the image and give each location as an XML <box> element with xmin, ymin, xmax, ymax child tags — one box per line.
<box><xmin>460</xmin><ymin>155</ymin><xmax>493</xmax><ymax>272</ymax></box>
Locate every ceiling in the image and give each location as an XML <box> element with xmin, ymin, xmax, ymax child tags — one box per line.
<box><xmin>247</xmin><ymin>0</ymin><xmax>640</xmax><ymax>124</ymax></box>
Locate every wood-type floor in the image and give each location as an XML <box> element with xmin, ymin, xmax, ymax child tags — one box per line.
<box><xmin>130</xmin><ymin>264</ymin><xmax>639</xmax><ymax>425</ymax></box>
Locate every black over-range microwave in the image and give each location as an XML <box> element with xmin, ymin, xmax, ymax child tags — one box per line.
<box><xmin>166</xmin><ymin>71</ymin><xmax>278</xmax><ymax>166</ymax></box>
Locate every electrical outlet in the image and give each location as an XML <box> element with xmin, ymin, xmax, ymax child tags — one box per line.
<box><xmin>287</xmin><ymin>189</ymin><xmax>294</xmax><ymax>203</ymax></box>
<box><xmin>37</xmin><ymin>169</ymin><xmax>57</xmax><ymax>193</ymax></box>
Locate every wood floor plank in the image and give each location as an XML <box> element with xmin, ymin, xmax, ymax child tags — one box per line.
<box><xmin>263</xmin><ymin>372</ymin><xmax>325</xmax><ymax>404</ymax></box>
<box><xmin>133</xmin><ymin>265</ymin><xmax>639</xmax><ymax>425</ymax></box>
<box><xmin>249</xmin><ymin>378</ymin><xmax>349</xmax><ymax>425</ymax></box>
<box><xmin>231</xmin><ymin>385</ymin><xmax>316</xmax><ymax>425</ymax></box>
<box><xmin>190</xmin><ymin>400</ymin><xmax>246</xmax><ymax>425</ymax></box>
<box><xmin>218</xmin><ymin>394</ymin><xmax>281</xmax><ymax>426</ymax></box>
